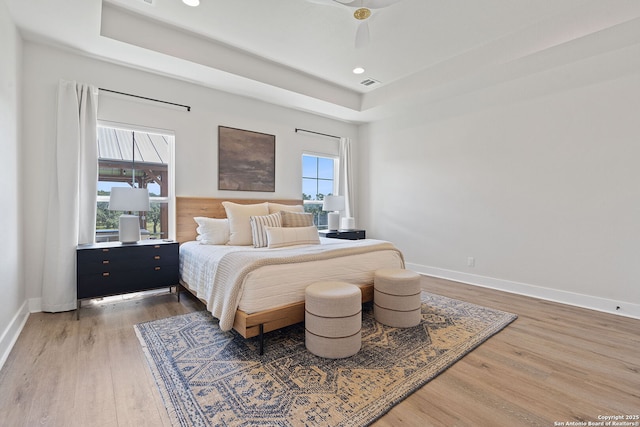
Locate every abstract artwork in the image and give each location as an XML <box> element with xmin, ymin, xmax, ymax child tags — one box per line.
<box><xmin>218</xmin><ymin>126</ymin><xmax>275</xmax><ymax>192</ymax></box>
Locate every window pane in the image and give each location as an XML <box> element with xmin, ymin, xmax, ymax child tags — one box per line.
<box><xmin>317</xmin><ymin>157</ymin><xmax>334</xmax><ymax>179</ymax></box>
<box><xmin>143</xmin><ymin>201</ymin><xmax>168</xmax><ymax>239</ymax></box>
<box><xmin>147</xmin><ymin>182</ymin><xmax>161</xmax><ymax>197</ymax></box>
<box><xmin>304</xmin><ymin>201</ymin><xmax>328</xmax><ymax>229</ymax></box>
<box><xmin>95</xmin><ymin>201</ymin><xmax>168</xmax><ymax>242</ymax></box>
<box><xmin>96</xmin><ymin>201</ymin><xmax>120</xmax><ymax>236</ymax></box>
<box><xmin>303</xmin><ymin>178</ymin><xmax>319</xmax><ymax>200</ymax></box>
<box><xmin>302</xmin><ymin>155</ymin><xmax>318</xmax><ymax>179</ymax></box>
<box><xmin>97</xmin><ymin>125</ymin><xmax>172</xmax><ymax>241</ymax></box>
<box><xmin>98</xmin><ymin>166</ymin><xmax>167</xmax><ymax>197</ymax></box>
<box><xmin>98</xmin><ymin>181</ymin><xmax>129</xmax><ymax>194</ymax></box>
<box><xmin>317</xmin><ymin>180</ymin><xmax>333</xmax><ymax>198</ymax></box>
<box><xmin>302</xmin><ymin>153</ymin><xmax>336</xmax><ymax>230</ymax></box>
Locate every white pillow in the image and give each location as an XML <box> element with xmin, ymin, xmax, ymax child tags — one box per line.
<box><xmin>250</xmin><ymin>212</ymin><xmax>282</xmax><ymax>248</ymax></box>
<box><xmin>222</xmin><ymin>201</ymin><xmax>269</xmax><ymax>246</ymax></box>
<box><xmin>266</xmin><ymin>226</ymin><xmax>320</xmax><ymax>249</ymax></box>
<box><xmin>193</xmin><ymin>217</ymin><xmax>230</xmax><ymax>245</ymax></box>
<box><xmin>267</xmin><ymin>203</ymin><xmax>304</xmax><ymax>214</ymax></box>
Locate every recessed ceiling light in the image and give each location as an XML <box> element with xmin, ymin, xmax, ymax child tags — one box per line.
<box><xmin>183</xmin><ymin>0</ymin><xmax>200</xmax><ymax>6</ymax></box>
<box><xmin>353</xmin><ymin>67</ymin><xmax>365</xmax><ymax>75</ymax></box>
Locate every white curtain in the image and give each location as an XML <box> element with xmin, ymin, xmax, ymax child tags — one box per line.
<box><xmin>338</xmin><ymin>137</ymin><xmax>354</xmax><ymax>220</ymax></box>
<box><xmin>41</xmin><ymin>80</ymin><xmax>99</xmax><ymax>312</ymax></box>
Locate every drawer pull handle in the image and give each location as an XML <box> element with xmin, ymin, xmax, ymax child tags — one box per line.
<box><xmin>155</xmin><ymin>267</ymin><xmax>161</xmax><ymax>271</ymax></box>
<box><xmin>102</xmin><ymin>272</ymin><xmax>110</xmax><ymax>277</ymax></box>
<box><xmin>154</xmin><ymin>256</ymin><xmax>161</xmax><ymax>260</ymax></box>
<box><xmin>102</xmin><ymin>260</ymin><xmax>110</xmax><ymax>264</ymax></box>
<box><xmin>102</xmin><ymin>249</ymin><xmax>109</xmax><ymax>252</ymax></box>
<box><xmin>154</xmin><ymin>245</ymin><xmax>160</xmax><ymax>248</ymax></box>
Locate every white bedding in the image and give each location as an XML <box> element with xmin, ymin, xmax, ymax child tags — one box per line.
<box><xmin>179</xmin><ymin>237</ymin><xmax>404</xmax><ymax>330</ymax></box>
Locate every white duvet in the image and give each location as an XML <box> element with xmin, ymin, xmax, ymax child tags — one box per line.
<box><xmin>179</xmin><ymin>237</ymin><xmax>404</xmax><ymax>330</ymax></box>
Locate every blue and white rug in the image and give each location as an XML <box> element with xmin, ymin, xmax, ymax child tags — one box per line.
<box><xmin>135</xmin><ymin>292</ymin><xmax>517</xmax><ymax>426</ymax></box>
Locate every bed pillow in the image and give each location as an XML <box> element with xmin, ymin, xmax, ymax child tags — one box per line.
<box><xmin>193</xmin><ymin>217</ymin><xmax>230</xmax><ymax>245</ymax></box>
<box><xmin>222</xmin><ymin>201</ymin><xmax>269</xmax><ymax>245</ymax></box>
<box><xmin>266</xmin><ymin>226</ymin><xmax>320</xmax><ymax>249</ymax></box>
<box><xmin>267</xmin><ymin>202</ymin><xmax>304</xmax><ymax>214</ymax></box>
<box><xmin>250</xmin><ymin>212</ymin><xmax>282</xmax><ymax>248</ymax></box>
<box><xmin>280</xmin><ymin>210</ymin><xmax>314</xmax><ymax>227</ymax></box>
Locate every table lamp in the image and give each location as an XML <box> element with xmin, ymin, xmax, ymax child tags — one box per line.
<box><xmin>108</xmin><ymin>187</ymin><xmax>150</xmax><ymax>243</ymax></box>
<box><xmin>323</xmin><ymin>195</ymin><xmax>345</xmax><ymax>231</ymax></box>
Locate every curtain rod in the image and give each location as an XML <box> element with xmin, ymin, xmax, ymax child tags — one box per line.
<box><xmin>99</xmin><ymin>88</ymin><xmax>191</xmax><ymax>112</ymax></box>
<box><xmin>295</xmin><ymin>128</ymin><xmax>340</xmax><ymax>140</ymax></box>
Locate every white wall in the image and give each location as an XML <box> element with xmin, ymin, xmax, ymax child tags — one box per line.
<box><xmin>21</xmin><ymin>42</ymin><xmax>358</xmax><ymax>307</ymax></box>
<box><xmin>361</xmin><ymin>41</ymin><xmax>640</xmax><ymax>318</ymax></box>
<box><xmin>0</xmin><ymin>0</ymin><xmax>27</xmax><ymax>368</ymax></box>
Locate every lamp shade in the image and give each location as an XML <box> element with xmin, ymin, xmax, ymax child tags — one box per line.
<box><xmin>108</xmin><ymin>187</ymin><xmax>150</xmax><ymax>212</ymax></box>
<box><xmin>322</xmin><ymin>195</ymin><xmax>345</xmax><ymax>212</ymax></box>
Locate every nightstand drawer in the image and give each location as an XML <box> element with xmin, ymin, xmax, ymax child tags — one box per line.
<box><xmin>77</xmin><ymin>243</ymin><xmax>178</xmax><ymax>275</ymax></box>
<box><xmin>77</xmin><ymin>248</ymin><xmax>134</xmax><ymax>274</ymax></box>
<box><xmin>137</xmin><ymin>245</ymin><xmax>179</xmax><ymax>265</ymax></box>
<box><xmin>77</xmin><ymin>266</ymin><xmax>179</xmax><ymax>299</ymax></box>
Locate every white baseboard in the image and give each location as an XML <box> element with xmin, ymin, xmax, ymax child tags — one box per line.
<box><xmin>0</xmin><ymin>301</ymin><xmax>30</xmax><ymax>371</ymax></box>
<box><xmin>407</xmin><ymin>263</ymin><xmax>640</xmax><ymax>320</ymax></box>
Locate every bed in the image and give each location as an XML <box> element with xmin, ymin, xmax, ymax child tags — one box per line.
<box><xmin>176</xmin><ymin>196</ymin><xmax>405</xmax><ymax>351</ymax></box>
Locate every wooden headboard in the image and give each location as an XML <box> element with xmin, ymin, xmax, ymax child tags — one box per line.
<box><xmin>176</xmin><ymin>196</ymin><xmax>304</xmax><ymax>244</ymax></box>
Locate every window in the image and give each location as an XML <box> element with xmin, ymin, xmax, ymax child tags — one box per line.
<box><xmin>302</xmin><ymin>154</ymin><xmax>337</xmax><ymax>229</ymax></box>
<box><xmin>96</xmin><ymin>125</ymin><xmax>174</xmax><ymax>242</ymax></box>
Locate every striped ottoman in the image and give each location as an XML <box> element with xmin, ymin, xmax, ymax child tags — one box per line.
<box><xmin>374</xmin><ymin>269</ymin><xmax>422</xmax><ymax>328</ymax></box>
<box><xmin>305</xmin><ymin>281</ymin><xmax>362</xmax><ymax>359</ymax></box>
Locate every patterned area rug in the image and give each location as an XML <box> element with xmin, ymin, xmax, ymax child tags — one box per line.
<box><xmin>135</xmin><ymin>292</ymin><xmax>517</xmax><ymax>427</ymax></box>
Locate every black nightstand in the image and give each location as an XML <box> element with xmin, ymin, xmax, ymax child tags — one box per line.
<box><xmin>319</xmin><ymin>229</ymin><xmax>366</xmax><ymax>240</ymax></box>
<box><xmin>76</xmin><ymin>240</ymin><xmax>179</xmax><ymax>318</ymax></box>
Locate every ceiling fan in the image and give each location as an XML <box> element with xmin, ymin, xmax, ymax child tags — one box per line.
<box><xmin>307</xmin><ymin>0</ymin><xmax>404</xmax><ymax>48</ymax></box>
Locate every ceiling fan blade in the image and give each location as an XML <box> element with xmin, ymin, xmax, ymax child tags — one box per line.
<box><xmin>366</xmin><ymin>0</ymin><xmax>404</xmax><ymax>8</ymax></box>
<box><xmin>306</xmin><ymin>0</ymin><xmax>343</xmax><ymax>7</ymax></box>
<box><xmin>354</xmin><ymin>21</ymin><xmax>370</xmax><ymax>48</ymax></box>
<box><xmin>337</xmin><ymin>0</ymin><xmax>403</xmax><ymax>9</ymax></box>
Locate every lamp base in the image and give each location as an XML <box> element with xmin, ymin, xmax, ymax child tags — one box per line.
<box><xmin>119</xmin><ymin>215</ymin><xmax>141</xmax><ymax>243</ymax></box>
<box><xmin>327</xmin><ymin>212</ymin><xmax>340</xmax><ymax>231</ymax></box>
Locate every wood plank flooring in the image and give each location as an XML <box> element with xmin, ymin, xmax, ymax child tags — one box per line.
<box><xmin>0</xmin><ymin>278</ymin><xmax>638</xmax><ymax>427</ymax></box>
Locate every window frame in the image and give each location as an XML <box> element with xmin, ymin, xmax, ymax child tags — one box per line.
<box><xmin>96</xmin><ymin>121</ymin><xmax>176</xmax><ymax>241</ymax></box>
<box><xmin>302</xmin><ymin>152</ymin><xmax>339</xmax><ymax>230</ymax></box>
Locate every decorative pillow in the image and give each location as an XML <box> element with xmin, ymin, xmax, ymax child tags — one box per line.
<box><xmin>193</xmin><ymin>217</ymin><xmax>230</xmax><ymax>245</ymax></box>
<box><xmin>280</xmin><ymin>210</ymin><xmax>314</xmax><ymax>227</ymax></box>
<box><xmin>250</xmin><ymin>212</ymin><xmax>282</xmax><ymax>248</ymax></box>
<box><xmin>222</xmin><ymin>201</ymin><xmax>269</xmax><ymax>245</ymax></box>
<box><xmin>267</xmin><ymin>203</ymin><xmax>304</xmax><ymax>214</ymax></box>
<box><xmin>266</xmin><ymin>226</ymin><xmax>320</xmax><ymax>249</ymax></box>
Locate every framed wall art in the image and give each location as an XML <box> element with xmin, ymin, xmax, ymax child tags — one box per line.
<box><xmin>218</xmin><ymin>126</ymin><xmax>276</xmax><ymax>192</ymax></box>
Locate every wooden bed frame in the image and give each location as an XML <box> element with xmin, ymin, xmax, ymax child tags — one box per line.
<box><xmin>175</xmin><ymin>196</ymin><xmax>374</xmax><ymax>352</ymax></box>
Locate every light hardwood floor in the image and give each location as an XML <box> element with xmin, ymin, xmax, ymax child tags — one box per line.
<box><xmin>0</xmin><ymin>277</ymin><xmax>638</xmax><ymax>427</ymax></box>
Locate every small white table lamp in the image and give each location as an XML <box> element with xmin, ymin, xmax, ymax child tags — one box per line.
<box><xmin>323</xmin><ymin>195</ymin><xmax>345</xmax><ymax>231</ymax></box>
<box><xmin>108</xmin><ymin>187</ymin><xmax>150</xmax><ymax>243</ymax></box>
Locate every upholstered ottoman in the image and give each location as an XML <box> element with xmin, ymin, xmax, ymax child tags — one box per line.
<box><xmin>305</xmin><ymin>281</ymin><xmax>362</xmax><ymax>359</ymax></box>
<box><xmin>374</xmin><ymin>268</ymin><xmax>422</xmax><ymax>328</ymax></box>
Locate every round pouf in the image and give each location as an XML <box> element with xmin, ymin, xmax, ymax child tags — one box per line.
<box><xmin>305</xmin><ymin>281</ymin><xmax>362</xmax><ymax>359</ymax></box>
<box><xmin>374</xmin><ymin>268</ymin><xmax>422</xmax><ymax>328</ymax></box>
